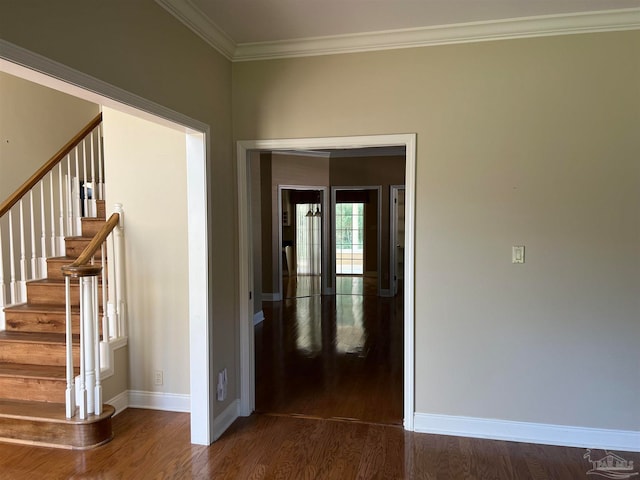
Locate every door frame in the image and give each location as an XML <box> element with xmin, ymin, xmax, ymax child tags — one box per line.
<box><xmin>390</xmin><ymin>185</ymin><xmax>406</xmax><ymax>296</ymax></box>
<box><xmin>237</xmin><ymin>134</ymin><xmax>416</xmax><ymax>430</ymax></box>
<box><xmin>277</xmin><ymin>185</ymin><xmax>331</xmax><ymax>298</ymax></box>
<box><xmin>1</xmin><ymin>42</ymin><xmax>213</xmax><ymax>444</ymax></box>
<box><xmin>331</xmin><ymin>186</ymin><xmax>383</xmax><ymax>297</ymax></box>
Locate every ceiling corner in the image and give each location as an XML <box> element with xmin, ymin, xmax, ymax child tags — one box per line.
<box><xmin>155</xmin><ymin>0</ymin><xmax>237</xmax><ymax>61</ymax></box>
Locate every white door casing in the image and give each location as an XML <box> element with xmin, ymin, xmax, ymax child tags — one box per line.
<box><xmin>236</xmin><ymin>134</ymin><xmax>416</xmax><ymax>430</ymax></box>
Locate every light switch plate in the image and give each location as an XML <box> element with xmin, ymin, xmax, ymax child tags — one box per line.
<box><xmin>512</xmin><ymin>246</ymin><xmax>525</xmax><ymax>264</ymax></box>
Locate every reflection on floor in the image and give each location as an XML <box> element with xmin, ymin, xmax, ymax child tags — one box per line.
<box><xmin>336</xmin><ymin>275</ymin><xmax>378</xmax><ymax>296</ymax></box>
<box><xmin>282</xmin><ymin>274</ymin><xmax>321</xmax><ymax>298</ymax></box>
<box><xmin>282</xmin><ymin>274</ymin><xmax>378</xmax><ymax>298</ymax></box>
<box><xmin>256</xmin><ymin>289</ymin><xmax>403</xmax><ymax>425</ymax></box>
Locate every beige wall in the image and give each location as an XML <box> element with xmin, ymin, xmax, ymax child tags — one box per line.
<box><xmin>102</xmin><ymin>107</ymin><xmax>189</xmax><ymax>394</ymax></box>
<box><xmin>0</xmin><ymin>0</ymin><xmax>235</xmax><ymax>417</ymax></box>
<box><xmin>0</xmin><ymin>72</ymin><xmax>99</xmax><ymax>198</ymax></box>
<box><xmin>233</xmin><ymin>31</ymin><xmax>640</xmax><ymax>431</ymax></box>
<box><xmin>3</xmin><ymin>1</ymin><xmax>637</xmax><ymax>435</ymax></box>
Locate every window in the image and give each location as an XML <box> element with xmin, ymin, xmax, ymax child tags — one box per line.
<box><xmin>335</xmin><ymin>202</ymin><xmax>364</xmax><ymax>274</ymax></box>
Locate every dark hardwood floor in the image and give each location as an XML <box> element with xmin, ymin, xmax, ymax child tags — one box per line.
<box><xmin>256</xmin><ymin>276</ymin><xmax>403</xmax><ymax>424</ymax></box>
<box><xmin>1</xmin><ymin>408</ymin><xmax>636</xmax><ymax>479</ymax></box>
<box><xmin>2</xmin><ymin>278</ymin><xmax>635</xmax><ymax>478</ymax></box>
<box><xmin>282</xmin><ymin>274</ymin><xmax>379</xmax><ymax>299</ymax></box>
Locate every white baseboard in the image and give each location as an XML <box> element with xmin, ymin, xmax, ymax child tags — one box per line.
<box><xmin>128</xmin><ymin>390</ymin><xmax>190</xmax><ymax>413</ymax></box>
<box><xmin>262</xmin><ymin>292</ymin><xmax>282</xmax><ymax>302</ymax></box>
<box><xmin>414</xmin><ymin>413</ymin><xmax>640</xmax><ymax>453</ymax></box>
<box><xmin>213</xmin><ymin>399</ymin><xmax>240</xmax><ymax>441</ymax></box>
<box><xmin>253</xmin><ymin>310</ymin><xmax>265</xmax><ymax>326</ymax></box>
<box><xmin>106</xmin><ymin>391</ymin><xmax>239</xmax><ymax>442</ymax></box>
<box><xmin>106</xmin><ymin>391</ymin><xmax>129</xmax><ymax>416</ymax></box>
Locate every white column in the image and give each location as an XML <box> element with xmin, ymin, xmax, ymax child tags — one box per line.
<box><xmin>64</xmin><ymin>276</ymin><xmax>76</xmax><ymax>418</ymax></box>
<box><xmin>82</xmin><ymin>276</ymin><xmax>96</xmax><ymax>415</ymax></box>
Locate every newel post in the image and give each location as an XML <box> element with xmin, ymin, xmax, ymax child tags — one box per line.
<box><xmin>62</xmin><ymin>264</ymin><xmax>102</xmax><ymax>420</ymax></box>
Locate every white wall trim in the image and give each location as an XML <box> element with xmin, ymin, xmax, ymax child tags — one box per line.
<box><xmin>237</xmin><ymin>134</ymin><xmax>416</xmax><ymax>430</ymax></box>
<box><xmin>155</xmin><ymin>5</ymin><xmax>640</xmax><ymax>62</ymax></box>
<box><xmin>0</xmin><ymin>41</ymin><xmax>213</xmax><ymax>446</ymax></box>
<box><xmin>253</xmin><ymin>310</ymin><xmax>265</xmax><ymax>326</ymax></box>
<box><xmin>414</xmin><ymin>413</ymin><xmax>640</xmax><ymax>453</ymax></box>
<box><xmin>99</xmin><ymin>336</ymin><xmax>128</xmax><ymax>380</ymax></box>
<box><xmin>154</xmin><ymin>0</ymin><xmax>235</xmax><ymax>60</ymax></box>
<box><xmin>106</xmin><ymin>391</ymin><xmax>129</xmax><ymax>416</ymax></box>
<box><xmin>128</xmin><ymin>390</ymin><xmax>191</xmax><ymax>412</ymax></box>
<box><xmin>213</xmin><ymin>399</ymin><xmax>241</xmax><ymax>441</ymax></box>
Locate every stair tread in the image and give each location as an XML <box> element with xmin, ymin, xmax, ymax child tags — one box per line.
<box><xmin>4</xmin><ymin>303</ymin><xmax>83</xmax><ymax>314</ymax></box>
<box><xmin>0</xmin><ymin>398</ymin><xmax>114</xmax><ymax>424</ymax></box>
<box><xmin>0</xmin><ymin>362</ymin><xmax>76</xmax><ymax>380</ymax></box>
<box><xmin>0</xmin><ymin>331</ymin><xmax>79</xmax><ymax>344</ymax></box>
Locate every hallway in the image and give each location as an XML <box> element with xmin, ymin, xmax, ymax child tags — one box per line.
<box><xmin>255</xmin><ymin>279</ymin><xmax>403</xmax><ymax>425</ymax></box>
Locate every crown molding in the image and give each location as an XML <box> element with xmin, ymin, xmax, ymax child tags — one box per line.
<box><xmin>155</xmin><ymin>3</ymin><xmax>640</xmax><ymax>62</ymax></box>
<box><xmin>234</xmin><ymin>8</ymin><xmax>640</xmax><ymax>61</ymax></box>
<box><xmin>155</xmin><ymin>0</ymin><xmax>236</xmax><ymax>61</ymax></box>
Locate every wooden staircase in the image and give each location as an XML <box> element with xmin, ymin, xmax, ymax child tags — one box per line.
<box><xmin>0</xmin><ymin>200</ymin><xmax>115</xmax><ymax>449</ymax></box>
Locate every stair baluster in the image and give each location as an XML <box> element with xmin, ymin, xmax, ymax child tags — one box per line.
<box><xmin>62</xmin><ymin>209</ymin><xmax>123</xmax><ymax>420</ymax></box>
<box><xmin>0</xmin><ymin>114</ymin><xmax>121</xmax><ymax>448</ymax></box>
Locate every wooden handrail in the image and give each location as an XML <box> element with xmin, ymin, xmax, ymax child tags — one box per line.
<box><xmin>0</xmin><ymin>113</ymin><xmax>103</xmax><ymax>218</ymax></box>
<box><xmin>62</xmin><ymin>212</ymin><xmax>119</xmax><ymax>278</ymax></box>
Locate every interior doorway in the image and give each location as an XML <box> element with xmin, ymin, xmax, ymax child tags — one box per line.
<box><xmin>1</xmin><ymin>52</ymin><xmax>212</xmax><ymax>444</ymax></box>
<box><xmin>237</xmin><ymin>135</ymin><xmax>417</xmax><ymax>431</ymax></box>
<box><xmin>279</xmin><ymin>187</ymin><xmax>328</xmax><ymax>299</ymax></box>
<box><xmin>332</xmin><ymin>186</ymin><xmax>382</xmax><ymax>297</ymax></box>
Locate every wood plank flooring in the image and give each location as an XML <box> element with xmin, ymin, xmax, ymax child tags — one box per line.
<box><xmin>257</xmin><ymin>279</ymin><xmax>403</xmax><ymax>424</ymax></box>
<box><xmin>1</xmin><ymin>408</ymin><xmax>637</xmax><ymax>479</ymax></box>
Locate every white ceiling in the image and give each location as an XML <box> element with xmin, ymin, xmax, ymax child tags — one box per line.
<box><xmin>156</xmin><ymin>0</ymin><xmax>640</xmax><ymax>60</ymax></box>
<box><xmin>190</xmin><ymin>0</ymin><xmax>640</xmax><ymax>44</ymax></box>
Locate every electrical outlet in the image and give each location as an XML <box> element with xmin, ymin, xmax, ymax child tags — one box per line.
<box><xmin>154</xmin><ymin>370</ymin><xmax>163</xmax><ymax>386</ymax></box>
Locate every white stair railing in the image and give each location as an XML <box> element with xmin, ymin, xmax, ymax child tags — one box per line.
<box><xmin>0</xmin><ymin>114</ymin><xmax>104</xmax><ymax>330</ymax></box>
<box><xmin>62</xmin><ymin>205</ymin><xmax>125</xmax><ymax>420</ymax></box>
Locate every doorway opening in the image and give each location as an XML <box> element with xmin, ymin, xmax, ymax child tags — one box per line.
<box><xmin>335</xmin><ymin>202</ymin><xmax>364</xmax><ymax>275</ymax></box>
<box><xmin>279</xmin><ymin>186</ymin><xmax>329</xmax><ymax>300</ymax></box>
<box><xmin>332</xmin><ymin>186</ymin><xmax>382</xmax><ymax>297</ymax></box>
<box><xmin>237</xmin><ymin>136</ymin><xmax>416</xmax><ymax>431</ymax></box>
<box><xmin>1</xmin><ymin>49</ymin><xmax>212</xmax><ymax>444</ymax></box>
